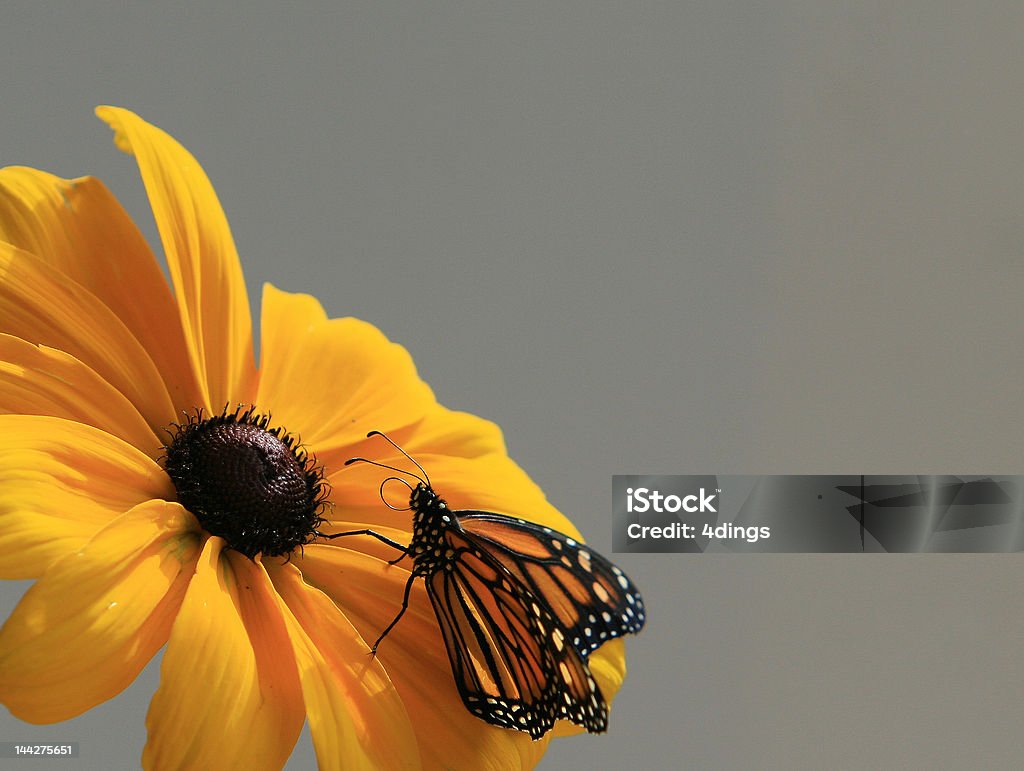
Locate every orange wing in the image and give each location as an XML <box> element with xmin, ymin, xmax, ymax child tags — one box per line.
<box><xmin>426</xmin><ymin>529</ymin><xmax>607</xmax><ymax>738</ymax></box>
<box><xmin>457</xmin><ymin>512</ymin><xmax>646</xmax><ymax>657</ymax></box>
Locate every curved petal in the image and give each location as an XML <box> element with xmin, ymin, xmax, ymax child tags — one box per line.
<box><xmin>143</xmin><ymin>541</ymin><xmax>303</xmax><ymax>770</ymax></box>
<box><xmin>325</xmin><ymin>435</ymin><xmax>577</xmax><ymax>539</ymax></box>
<box><xmin>257</xmin><ymin>284</ymin><xmax>435</xmax><ymax>454</ymax></box>
<box><xmin>0</xmin><ymin>415</ymin><xmax>175</xmax><ymax>579</ymax></box>
<box><xmin>314</xmin><ymin>402</ymin><xmax>515</xmax><ymax>533</ymax></box>
<box><xmin>267</xmin><ymin>560</ymin><xmax>420</xmax><ymax>771</ymax></box>
<box><xmin>392</xmin><ymin>406</ymin><xmax>508</xmax><ymax>459</ymax></box>
<box><xmin>314</xmin><ymin>402</ymin><xmax>509</xmax><ymax>476</ymax></box>
<box><xmin>300</xmin><ymin>546</ymin><xmax>550</xmax><ymax>770</ymax></box>
<box><xmin>96</xmin><ymin>106</ymin><xmax>257</xmax><ymax>410</ymax></box>
<box><xmin>0</xmin><ymin>241</ymin><xmax>177</xmax><ymax>434</ymax></box>
<box><xmin>411</xmin><ymin>455</ymin><xmax>574</xmax><ymax>535</ymax></box>
<box><xmin>0</xmin><ymin>167</ymin><xmax>205</xmax><ymax>412</ymax></box>
<box><xmin>0</xmin><ymin>333</ymin><xmax>160</xmax><ymax>454</ymax></box>
<box><xmin>0</xmin><ymin>500</ymin><xmax>201</xmax><ymax>723</ymax></box>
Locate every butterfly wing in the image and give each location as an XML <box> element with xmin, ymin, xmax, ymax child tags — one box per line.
<box><xmin>456</xmin><ymin>512</ymin><xmax>646</xmax><ymax>657</ymax></box>
<box><xmin>426</xmin><ymin>528</ymin><xmax>608</xmax><ymax>738</ymax></box>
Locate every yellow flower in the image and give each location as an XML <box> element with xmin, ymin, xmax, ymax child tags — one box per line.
<box><xmin>0</xmin><ymin>108</ymin><xmax>628</xmax><ymax>769</ymax></box>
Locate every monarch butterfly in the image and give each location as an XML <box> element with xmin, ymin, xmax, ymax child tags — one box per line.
<box><xmin>320</xmin><ymin>431</ymin><xmax>645</xmax><ymax>739</ymax></box>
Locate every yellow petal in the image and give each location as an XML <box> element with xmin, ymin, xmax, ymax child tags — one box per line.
<box><xmin>315</xmin><ymin>403</ymin><xmax>510</xmax><ymax>479</ymax></box>
<box><xmin>0</xmin><ymin>167</ymin><xmax>205</xmax><ymax>412</ymax></box>
<box><xmin>317</xmin><ymin>401</ymin><xmax>560</xmax><ymax>535</ymax></box>
<box><xmin>314</xmin><ymin>402</ymin><xmax>514</xmax><ymax>533</ymax></box>
<box><xmin>327</xmin><ymin>440</ymin><xmax>578</xmax><ymax>539</ymax></box>
<box><xmin>0</xmin><ymin>241</ymin><xmax>177</xmax><ymax>434</ymax></box>
<box><xmin>96</xmin><ymin>106</ymin><xmax>257</xmax><ymax>410</ymax></box>
<box><xmin>143</xmin><ymin>541</ymin><xmax>304</xmax><ymax>770</ymax></box>
<box><xmin>267</xmin><ymin>561</ymin><xmax>420</xmax><ymax>771</ymax></box>
<box><xmin>0</xmin><ymin>500</ymin><xmax>200</xmax><ymax>723</ymax></box>
<box><xmin>421</xmin><ymin>455</ymin><xmax>576</xmax><ymax>536</ymax></box>
<box><xmin>395</xmin><ymin>406</ymin><xmax>508</xmax><ymax>459</ymax></box>
<box><xmin>300</xmin><ymin>546</ymin><xmax>550</xmax><ymax>769</ymax></box>
<box><xmin>0</xmin><ymin>333</ymin><xmax>159</xmax><ymax>454</ymax></box>
<box><xmin>0</xmin><ymin>415</ymin><xmax>174</xmax><ymax>579</ymax></box>
<box><xmin>257</xmin><ymin>284</ymin><xmax>435</xmax><ymax>454</ymax></box>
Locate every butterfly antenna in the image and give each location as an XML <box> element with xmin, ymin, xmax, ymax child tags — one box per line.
<box><xmin>365</xmin><ymin>430</ymin><xmax>432</xmax><ymax>487</ymax></box>
<box><xmin>344</xmin><ymin>456</ymin><xmax>426</xmax><ymax>486</ymax></box>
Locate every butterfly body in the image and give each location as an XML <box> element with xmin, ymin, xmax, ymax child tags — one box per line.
<box><xmin>405</xmin><ymin>482</ymin><xmax>460</xmax><ymax>577</ymax></box>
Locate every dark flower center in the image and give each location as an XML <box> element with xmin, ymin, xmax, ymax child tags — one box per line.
<box><xmin>162</xmin><ymin>406</ymin><xmax>329</xmax><ymax>558</ymax></box>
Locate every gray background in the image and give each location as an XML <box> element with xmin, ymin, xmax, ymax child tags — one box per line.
<box><xmin>3</xmin><ymin>2</ymin><xmax>1024</xmax><ymax>768</ymax></box>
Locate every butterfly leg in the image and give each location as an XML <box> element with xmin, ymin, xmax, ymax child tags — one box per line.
<box><xmin>315</xmin><ymin>528</ymin><xmax>409</xmax><ymax>555</ymax></box>
<box><xmin>371</xmin><ymin>571</ymin><xmax>417</xmax><ymax>656</ymax></box>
